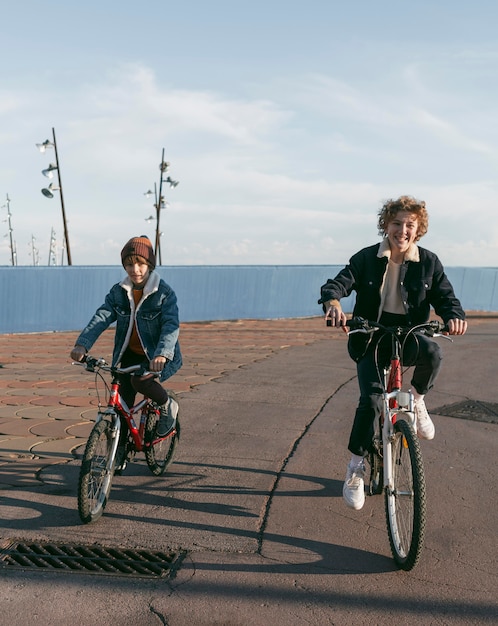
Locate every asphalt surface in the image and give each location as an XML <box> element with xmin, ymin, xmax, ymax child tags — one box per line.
<box><xmin>0</xmin><ymin>317</ymin><xmax>497</xmax><ymax>625</ymax></box>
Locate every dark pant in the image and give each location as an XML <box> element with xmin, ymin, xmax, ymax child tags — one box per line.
<box><xmin>348</xmin><ymin>330</ymin><xmax>443</xmax><ymax>457</ymax></box>
<box><xmin>118</xmin><ymin>349</ymin><xmax>169</xmax><ymax>444</ymax></box>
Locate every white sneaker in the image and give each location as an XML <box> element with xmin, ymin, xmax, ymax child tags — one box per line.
<box><xmin>343</xmin><ymin>462</ymin><xmax>366</xmax><ymax>510</ymax></box>
<box><xmin>414</xmin><ymin>398</ymin><xmax>435</xmax><ymax>440</ymax></box>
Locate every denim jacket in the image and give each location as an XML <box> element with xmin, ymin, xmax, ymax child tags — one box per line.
<box><xmin>318</xmin><ymin>240</ymin><xmax>465</xmax><ymax>361</ymax></box>
<box><xmin>75</xmin><ymin>271</ymin><xmax>182</xmax><ymax>381</ymax></box>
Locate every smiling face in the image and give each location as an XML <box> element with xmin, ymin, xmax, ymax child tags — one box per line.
<box><xmin>385</xmin><ymin>210</ymin><xmax>419</xmax><ymax>262</ymax></box>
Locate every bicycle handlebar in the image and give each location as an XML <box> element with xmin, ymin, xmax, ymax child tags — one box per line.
<box><xmin>346</xmin><ymin>317</ymin><xmax>450</xmax><ymax>338</ymax></box>
<box><xmin>73</xmin><ymin>355</ymin><xmax>157</xmax><ymax>376</ymax></box>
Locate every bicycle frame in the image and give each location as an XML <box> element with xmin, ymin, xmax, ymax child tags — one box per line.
<box><xmin>97</xmin><ymin>373</ymin><xmax>159</xmax><ymax>454</ymax></box>
<box><xmin>345</xmin><ymin>316</ymin><xmax>450</xmax><ymax>569</ymax></box>
<box><xmin>380</xmin><ymin>330</ymin><xmax>415</xmax><ymax>493</ymax></box>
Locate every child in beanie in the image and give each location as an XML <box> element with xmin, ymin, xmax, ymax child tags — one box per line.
<box><xmin>70</xmin><ymin>236</ymin><xmax>182</xmax><ymax>465</ymax></box>
<box><xmin>120</xmin><ymin>236</ymin><xmax>157</xmax><ymax>269</ymax></box>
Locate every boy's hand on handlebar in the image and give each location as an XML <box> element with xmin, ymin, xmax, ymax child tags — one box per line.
<box><xmin>325</xmin><ymin>304</ymin><xmax>348</xmax><ymax>332</ymax></box>
<box><xmin>446</xmin><ymin>318</ymin><xmax>467</xmax><ymax>336</ymax></box>
<box><xmin>70</xmin><ymin>345</ymin><xmax>87</xmax><ymax>362</ymax></box>
<box><xmin>149</xmin><ymin>355</ymin><xmax>167</xmax><ymax>372</ymax></box>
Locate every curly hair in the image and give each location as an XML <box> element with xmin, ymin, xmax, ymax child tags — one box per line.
<box><xmin>377</xmin><ymin>195</ymin><xmax>429</xmax><ymax>241</ymax></box>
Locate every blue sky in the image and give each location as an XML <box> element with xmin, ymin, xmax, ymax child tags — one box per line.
<box><xmin>1</xmin><ymin>0</ymin><xmax>497</xmax><ymax>266</ymax></box>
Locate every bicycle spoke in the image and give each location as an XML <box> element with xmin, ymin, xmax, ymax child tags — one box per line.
<box><xmin>78</xmin><ymin>419</ymin><xmax>115</xmax><ymax>523</ymax></box>
<box><xmin>144</xmin><ymin>392</ymin><xmax>180</xmax><ymax>476</ymax></box>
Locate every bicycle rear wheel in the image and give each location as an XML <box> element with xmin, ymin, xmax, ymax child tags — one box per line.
<box><xmin>78</xmin><ymin>419</ymin><xmax>116</xmax><ymax>524</ymax></box>
<box><xmin>144</xmin><ymin>392</ymin><xmax>180</xmax><ymax>476</ymax></box>
<box><xmin>385</xmin><ymin>418</ymin><xmax>426</xmax><ymax>570</ymax></box>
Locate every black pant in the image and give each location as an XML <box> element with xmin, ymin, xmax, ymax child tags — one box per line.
<box><xmin>118</xmin><ymin>349</ymin><xmax>169</xmax><ymax>445</ymax></box>
<box><xmin>348</xmin><ymin>328</ymin><xmax>443</xmax><ymax>457</ymax></box>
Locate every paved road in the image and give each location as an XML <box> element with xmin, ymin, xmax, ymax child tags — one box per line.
<box><xmin>0</xmin><ymin>317</ymin><xmax>497</xmax><ymax>625</ymax></box>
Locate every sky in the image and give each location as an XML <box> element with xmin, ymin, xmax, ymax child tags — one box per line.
<box><xmin>1</xmin><ymin>0</ymin><xmax>497</xmax><ymax>267</ymax></box>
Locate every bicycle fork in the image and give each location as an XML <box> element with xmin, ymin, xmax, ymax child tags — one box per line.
<box><xmin>96</xmin><ymin>408</ymin><xmax>121</xmax><ymax>472</ymax></box>
<box><xmin>382</xmin><ymin>366</ymin><xmax>415</xmax><ymax>494</ymax></box>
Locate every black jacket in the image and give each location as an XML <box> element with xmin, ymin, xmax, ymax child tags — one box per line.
<box><xmin>318</xmin><ymin>242</ymin><xmax>465</xmax><ymax>361</ymax></box>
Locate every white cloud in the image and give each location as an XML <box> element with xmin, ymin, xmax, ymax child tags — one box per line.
<box><xmin>411</xmin><ymin>108</ymin><xmax>496</xmax><ymax>156</ymax></box>
<box><xmin>2</xmin><ymin>42</ymin><xmax>498</xmax><ymax>269</ymax></box>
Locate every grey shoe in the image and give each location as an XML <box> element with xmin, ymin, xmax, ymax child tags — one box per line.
<box><xmin>157</xmin><ymin>396</ymin><xmax>179</xmax><ymax>437</ymax></box>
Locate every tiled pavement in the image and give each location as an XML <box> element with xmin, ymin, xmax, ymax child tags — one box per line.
<box><xmin>1</xmin><ymin>315</ymin><xmax>497</xmax><ymax>625</ymax></box>
<box><xmin>0</xmin><ymin>318</ymin><xmax>330</xmax><ymax>490</ymax></box>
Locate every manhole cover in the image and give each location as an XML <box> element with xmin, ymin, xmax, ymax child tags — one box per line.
<box><xmin>0</xmin><ymin>540</ymin><xmax>186</xmax><ymax>578</ymax></box>
<box><xmin>432</xmin><ymin>400</ymin><xmax>498</xmax><ymax>424</ymax></box>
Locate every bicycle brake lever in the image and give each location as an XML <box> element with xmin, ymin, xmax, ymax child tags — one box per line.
<box><xmin>437</xmin><ymin>333</ymin><xmax>453</xmax><ymax>342</ymax></box>
<box><xmin>426</xmin><ymin>322</ymin><xmax>453</xmax><ymax>341</ymax></box>
<box><xmin>85</xmin><ymin>358</ymin><xmax>97</xmax><ymax>372</ymax></box>
<box><xmin>84</xmin><ymin>356</ymin><xmax>107</xmax><ymax>371</ymax></box>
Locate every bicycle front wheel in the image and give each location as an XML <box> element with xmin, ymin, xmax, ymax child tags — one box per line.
<box><xmin>144</xmin><ymin>393</ymin><xmax>180</xmax><ymax>476</ymax></box>
<box><xmin>78</xmin><ymin>419</ymin><xmax>116</xmax><ymax>524</ymax></box>
<box><xmin>385</xmin><ymin>418</ymin><xmax>426</xmax><ymax>570</ymax></box>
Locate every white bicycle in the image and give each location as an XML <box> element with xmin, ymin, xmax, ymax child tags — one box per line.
<box><xmin>347</xmin><ymin>317</ymin><xmax>451</xmax><ymax>570</ymax></box>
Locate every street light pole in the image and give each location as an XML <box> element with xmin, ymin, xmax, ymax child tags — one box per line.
<box><xmin>2</xmin><ymin>194</ymin><xmax>16</xmax><ymax>266</ymax></box>
<box><xmin>38</xmin><ymin>127</ymin><xmax>72</xmax><ymax>265</ymax></box>
<box><xmin>48</xmin><ymin>227</ymin><xmax>57</xmax><ymax>266</ymax></box>
<box><xmin>155</xmin><ymin>148</ymin><xmax>166</xmax><ymax>265</ymax></box>
<box><xmin>51</xmin><ymin>128</ymin><xmax>72</xmax><ymax>266</ymax></box>
<box><xmin>145</xmin><ymin>148</ymin><xmax>179</xmax><ymax>266</ymax></box>
<box><xmin>30</xmin><ymin>235</ymin><xmax>39</xmax><ymax>266</ymax></box>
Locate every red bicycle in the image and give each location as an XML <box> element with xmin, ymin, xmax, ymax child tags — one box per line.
<box><xmin>75</xmin><ymin>356</ymin><xmax>180</xmax><ymax>524</ymax></box>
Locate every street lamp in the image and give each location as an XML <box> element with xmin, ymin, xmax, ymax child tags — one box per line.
<box><xmin>42</xmin><ymin>164</ymin><xmax>58</xmax><ymax>179</ymax></box>
<box><xmin>164</xmin><ymin>176</ymin><xmax>179</xmax><ymax>188</ymax></box>
<box><xmin>41</xmin><ymin>183</ymin><xmax>60</xmax><ymax>198</ymax></box>
<box><xmin>37</xmin><ymin>127</ymin><xmax>72</xmax><ymax>265</ymax></box>
<box><xmin>144</xmin><ymin>148</ymin><xmax>179</xmax><ymax>266</ymax></box>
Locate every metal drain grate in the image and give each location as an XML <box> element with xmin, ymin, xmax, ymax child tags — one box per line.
<box><xmin>433</xmin><ymin>400</ymin><xmax>498</xmax><ymax>424</ymax></box>
<box><xmin>0</xmin><ymin>540</ymin><xmax>186</xmax><ymax>578</ymax></box>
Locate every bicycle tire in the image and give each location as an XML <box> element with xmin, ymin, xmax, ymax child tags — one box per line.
<box><xmin>384</xmin><ymin>417</ymin><xmax>426</xmax><ymax>570</ymax></box>
<box><xmin>78</xmin><ymin>419</ymin><xmax>116</xmax><ymax>524</ymax></box>
<box><xmin>144</xmin><ymin>391</ymin><xmax>180</xmax><ymax>476</ymax></box>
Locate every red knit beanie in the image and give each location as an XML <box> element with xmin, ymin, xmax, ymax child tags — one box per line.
<box><xmin>121</xmin><ymin>236</ymin><xmax>156</xmax><ymax>269</ymax></box>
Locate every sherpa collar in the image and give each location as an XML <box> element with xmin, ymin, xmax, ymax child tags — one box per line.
<box><xmin>377</xmin><ymin>237</ymin><xmax>420</xmax><ymax>262</ymax></box>
<box><xmin>120</xmin><ymin>270</ymin><xmax>160</xmax><ymax>297</ymax></box>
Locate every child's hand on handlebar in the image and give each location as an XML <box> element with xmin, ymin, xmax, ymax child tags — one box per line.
<box><xmin>149</xmin><ymin>355</ymin><xmax>167</xmax><ymax>372</ymax></box>
<box><xmin>446</xmin><ymin>318</ymin><xmax>467</xmax><ymax>336</ymax></box>
<box><xmin>70</xmin><ymin>345</ymin><xmax>87</xmax><ymax>362</ymax></box>
<box><xmin>325</xmin><ymin>303</ymin><xmax>348</xmax><ymax>332</ymax></box>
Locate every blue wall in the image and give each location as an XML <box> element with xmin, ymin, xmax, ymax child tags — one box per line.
<box><xmin>1</xmin><ymin>265</ymin><xmax>497</xmax><ymax>334</ymax></box>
